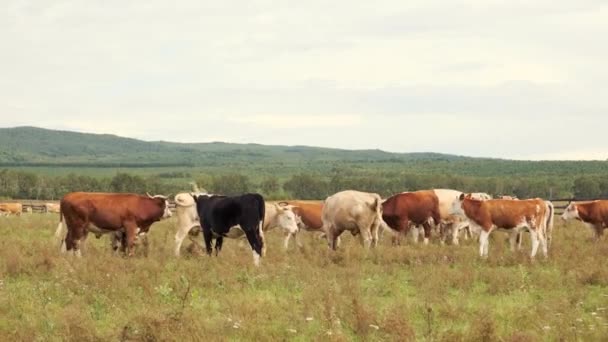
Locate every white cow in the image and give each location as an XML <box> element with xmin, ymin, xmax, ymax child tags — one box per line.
<box><xmin>173</xmin><ymin>193</ymin><xmax>299</xmax><ymax>257</ymax></box>
<box><xmin>322</xmin><ymin>190</ymin><xmax>384</xmax><ymax>250</ymax></box>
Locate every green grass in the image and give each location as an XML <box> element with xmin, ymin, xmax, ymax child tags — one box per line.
<box><xmin>1</xmin><ymin>215</ymin><xmax>608</xmax><ymax>341</ymax></box>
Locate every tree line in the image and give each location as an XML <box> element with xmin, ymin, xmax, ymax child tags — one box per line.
<box><xmin>0</xmin><ymin>168</ymin><xmax>606</xmax><ymax>201</ymax></box>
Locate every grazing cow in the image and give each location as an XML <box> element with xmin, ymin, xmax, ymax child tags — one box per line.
<box><xmin>382</xmin><ymin>190</ymin><xmax>441</xmax><ymax>245</ymax></box>
<box><xmin>192</xmin><ymin>193</ymin><xmax>266</xmax><ymax>266</ymax></box>
<box><xmin>561</xmin><ymin>200</ymin><xmax>608</xmax><ymax>240</ymax></box>
<box><xmin>451</xmin><ymin>194</ymin><xmax>550</xmax><ymax>258</ymax></box>
<box><xmin>0</xmin><ymin>203</ymin><xmax>23</xmax><ymax>216</ymax></box>
<box><xmin>45</xmin><ymin>203</ymin><xmax>61</xmax><ymax>213</ymax></box>
<box><xmin>173</xmin><ymin>193</ymin><xmax>299</xmax><ymax>257</ymax></box>
<box><xmin>54</xmin><ymin>192</ymin><xmax>172</xmax><ymax>256</ymax></box>
<box><xmin>278</xmin><ymin>200</ymin><xmax>324</xmax><ymax>249</ymax></box>
<box><xmin>322</xmin><ymin>190</ymin><xmax>384</xmax><ymax>250</ymax></box>
<box><xmin>435</xmin><ymin>190</ymin><xmax>493</xmax><ymax>244</ymax></box>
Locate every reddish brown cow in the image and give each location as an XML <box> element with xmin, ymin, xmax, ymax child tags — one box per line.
<box><xmin>54</xmin><ymin>192</ymin><xmax>172</xmax><ymax>256</ymax></box>
<box><xmin>279</xmin><ymin>200</ymin><xmax>324</xmax><ymax>249</ymax></box>
<box><xmin>451</xmin><ymin>194</ymin><xmax>550</xmax><ymax>258</ymax></box>
<box><xmin>382</xmin><ymin>190</ymin><xmax>441</xmax><ymax>245</ymax></box>
<box><xmin>561</xmin><ymin>200</ymin><xmax>608</xmax><ymax>239</ymax></box>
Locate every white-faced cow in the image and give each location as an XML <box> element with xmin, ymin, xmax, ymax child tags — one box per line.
<box><xmin>278</xmin><ymin>200</ymin><xmax>324</xmax><ymax>249</ymax></box>
<box><xmin>561</xmin><ymin>200</ymin><xmax>608</xmax><ymax>240</ymax></box>
<box><xmin>54</xmin><ymin>192</ymin><xmax>172</xmax><ymax>257</ymax></box>
<box><xmin>192</xmin><ymin>193</ymin><xmax>266</xmax><ymax>266</ymax></box>
<box><xmin>322</xmin><ymin>190</ymin><xmax>384</xmax><ymax>250</ymax></box>
<box><xmin>173</xmin><ymin>193</ymin><xmax>298</xmax><ymax>257</ymax></box>
<box><xmin>451</xmin><ymin>194</ymin><xmax>551</xmax><ymax>258</ymax></box>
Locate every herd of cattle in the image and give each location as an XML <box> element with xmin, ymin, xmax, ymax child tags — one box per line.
<box><xmin>3</xmin><ymin>189</ymin><xmax>607</xmax><ymax>266</ymax></box>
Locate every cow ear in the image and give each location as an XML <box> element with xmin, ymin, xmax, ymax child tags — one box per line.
<box><xmin>459</xmin><ymin>193</ymin><xmax>465</xmax><ymax>201</ymax></box>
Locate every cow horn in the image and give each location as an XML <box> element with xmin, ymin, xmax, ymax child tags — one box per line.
<box><xmin>146</xmin><ymin>192</ymin><xmax>153</xmax><ymax>198</ymax></box>
<box><xmin>277</xmin><ymin>201</ymin><xmax>289</xmax><ymax>206</ymax></box>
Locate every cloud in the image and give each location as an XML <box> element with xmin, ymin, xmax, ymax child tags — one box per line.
<box><xmin>0</xmin><ymin>0</ymin><xmax>607</xmax><ymax>160</ymax></box>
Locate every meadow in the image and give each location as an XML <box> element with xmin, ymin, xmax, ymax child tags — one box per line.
<box><xmin>1</xmin><ymin>214</ymin><xmax>608</xmax><ymax>341</ymax></box>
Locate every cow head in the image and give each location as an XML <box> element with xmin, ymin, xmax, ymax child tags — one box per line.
<box><xmin>561</xmin><ymin>202</ymin><xmax>579</xmax><ymax>221</ymax></box>
<box><xmin>273</xmin><ymin>203</ymin><xmax>299</xmax><ymax>234</ymax></box>
<box><xmin>147</xmin><ymin>193</ymin><xmax>173</xmax><ymax>219</ymax></box>
<box><xmin>450</xmin><ymin>193</ymin><xmax>467</xmax><ymax>216</ymax></box>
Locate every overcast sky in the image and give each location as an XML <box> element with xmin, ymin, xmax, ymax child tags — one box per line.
<box><xmin>1</xmin><ymin>1</ymin><xmax>607</xmax><ymax>160</ymax></box>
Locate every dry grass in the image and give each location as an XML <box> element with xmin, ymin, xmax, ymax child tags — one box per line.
<box><xmin>1</xmin><ymin>214</ymin><xmax>608</xmax><ymax>341</ymax></box>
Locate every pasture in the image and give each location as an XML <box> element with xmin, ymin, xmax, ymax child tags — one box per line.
<box><xmin>1</xmin><ymin>214</ymin><xmax>608</xmax><ymax>341</ymax></box>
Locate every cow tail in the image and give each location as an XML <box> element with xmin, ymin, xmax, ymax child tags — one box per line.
<box><xmin>258</xmin><ymin>196</ymin><xmax>266</xmax><ymax>247</ymax></box>
<box><xmin>545</xmin><ymin>201</ymin><xmax>554</xmax><ymax>246</ymax></box>
<box><xmin>54</xmin><ymin>205</ymin><xmax>67</xmax><ymax>250</ymax></box>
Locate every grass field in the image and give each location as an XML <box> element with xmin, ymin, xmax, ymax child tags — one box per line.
<box><xmin>1</xmin><ymin>214</ymin><xmax>608</xmax><ymax>341</ymax></box>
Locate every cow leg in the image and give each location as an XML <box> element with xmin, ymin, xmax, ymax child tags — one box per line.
<box><xmin>214</xmin><ymin>236</ymin><xmax>224</xmax><ymax>256</ymax></box>
<box><xmin>258</xmin><ymin>223</ymin><xmax>267</xmax><ymax>257</ymax></box>
<box><xmin>410</xmin><ymin>226</ymin><xmax>419</xmax><ymax>244</ymax></box>
<box><xmin>595</xmin><ymin>225</ymin><xmax>603</xmax><ymax>241</ymax></box>
<box><xmin>479</xmin><ymin>229</ymin><xmax>490</xmax><ymax>257</ymax></box>
<box><xmin>370</xmin><ymin>222</ymin><xmax>379</xmax><ymax>248</ymax></box>
<box><xmin>326</xmin><ymin>225</ymin><xmax>340</xmax><ymax>250</ymax></box>
<box><xmin>422</xmin><ymin>222</ymin><xmax>432</xmax><ymax>245</ymax></box>
<box><xmin>244</xmin><ymin>229</ymin><xmax>262</xmax><ymax>266</ymax></box>
<box><xmin>202</xmin><ymin>228</ymin><xmax>213</xmax><ymax>256</ymax></box>
<box><xmin>123</xmin><ymin>222</ymin><xmax>139</xmax><ymax>257</ymax></box>
<box><xmin>174</xmin><ymin>224</ymin><xmax>192</xmax><ymax>257</ymax></box>
<box><xmin>358</xmin><ymin>225</ymin><xmax>372</xmax><ymax>249</ymax></box>
<box><xmin>111</xmin><ymin>232</ymin><xmax>121</xmax><ymax>254</ymax></box>
<box><xmin>529</xmin><ymin>229</ymin><xmax>540</xmax><ymax>258</ymax></box>
<box><xmin>539</xmin><ymin>229</ymin><xmax>548</xmax><ymax>258</ymax></box>
<box><xmin>284</xmin><ymin>231</ymin><xmax>298</xmax><ymax>250</ymax></box>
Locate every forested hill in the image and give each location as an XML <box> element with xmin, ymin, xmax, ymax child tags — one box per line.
<box><xmin>0</xmin><ymin>126</ymin><xmax>461</xmax><ymax>165</ymax></box>
<box><xmin>0</xmin><ymin>126</ymin><xmax>607</xmax><ymax>178</ymax></box>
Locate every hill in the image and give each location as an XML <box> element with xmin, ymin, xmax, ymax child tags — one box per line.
<box><xmin>0</xmin><ymin>126</ymin><xmax>607</xmax><ymax>178</ymax></box>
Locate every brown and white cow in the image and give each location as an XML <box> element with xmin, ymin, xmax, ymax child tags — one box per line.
<box><xmin>173</xmin><ymin>193</ymin><xmax>299</xmax><ymax>256</ymax></box>
<box><xmin>54</xmin><ymin>192</ymin><xmax>172</xmax><ymax>256</ymax></box>
<box><xmin>0</xmin><ymin>203</ymin><xmax>23</xmax><ymax>216</ymax></box>
<box><xmin>561</xmin><ymin>200</ymin><xmax>608</xmax><ymax>240</ymax></box>
<box><xmin>451</xmin><ymin>194</ymin><xmax>551</xmax><ymax>258</ymax></box>
<box><xmin>278</xmin><ymin>200</ymin><xmax>324</xmax><ymax>249</ymax></box>
<box><xmin>382</xmin><ymin>190</ymin><xmax>441</xmax><ymax>245</ymax></box>
<box><xmin>383</xmin><ymin>189</ymin><xmax>492</xmax><ymax>245</ymax></box>
<box><xmin>322</xmin><ymin>190</ymin><xmax>384</xmax><ymax>250</ymax></box>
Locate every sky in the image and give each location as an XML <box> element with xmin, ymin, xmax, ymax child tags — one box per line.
<box><xmin>1</xmin><ymin>0</ymin><xmax>607</xmax><ymax>160</ymax></box>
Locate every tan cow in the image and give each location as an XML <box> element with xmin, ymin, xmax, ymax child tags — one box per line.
<box><xmin>173</xmin><ymin>193</ymin><xmax>299</xmax><ymax>256</ymax></box>
<box><xmin>0</xmin><ymin>203</ymin><xmax>23</xmax><ymax>216</ymax></box>
<box><xmin>322</xmin><ymin>190</ymin><xmax>384</xmax><ymax>250</ymax></box>
<box><xmin>451</xmin><ymin>194</ymin><xmax>551</xmax><ymax>258</ymax></box>
<box><xmin>561</xmin><ymin>200</ymin><xmax>608</xmax><ymax>240</ymax></box>
<box><xmin>45</xmin><ymin>203</ymin><xmax>61</xmax><ymax>213</ymax></box>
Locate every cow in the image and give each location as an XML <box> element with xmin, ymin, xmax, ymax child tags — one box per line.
<box><xmin>451</xmin><ymin>194</ymin><xmax>551</xmax><ymax>258</ymax></box>
<box><xmin>382</xmin><ymin>190</ymin><xmax>441</xmax><ymax>245</ymax></box>
<box><xmin>45</xmin><ymin>202</ymin><xmax>61</xmax><ymax>213</ymax></box>
<box><xmin>173</xmin><ymin>193</ymin><xmax>299</xmax><ymax>257</ymax></box>
<box><xmin>382</xmin><ymin>189</ymin><xmax>492</xmax><ymax>246</ymax></box>
<box><xmin>561</xmin><ymin>200</ymin><xmax>608</xmax><ymax>240</ymax></box>
<box><xmin>278</xmin><ymin>200</ymin><xmax>324</xmax><ymax>249</ymax></box>
<box><xmin>0</xmin><ymin>203</ymin><xmax>23</xmax><ymax>216</ymax></box>
<box><xmin>54</xmin><ymin>192</ymin><xmax>172</xmax><ymax>257</ymax></box>
<box><xmin>191</xmin><ymin>193</ymin><xmax>266</xmax><ymax>266</ymax></box>
<box><xmin>322</xmin><ymin>190</ymin><xmax>384</xmax><ymax>250</ymax></box>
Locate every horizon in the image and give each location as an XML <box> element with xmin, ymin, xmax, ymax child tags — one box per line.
<box><xmin>2</xmin><ymin>1</ymin><xmax>607</xmax><ymax>161</ymax></box>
